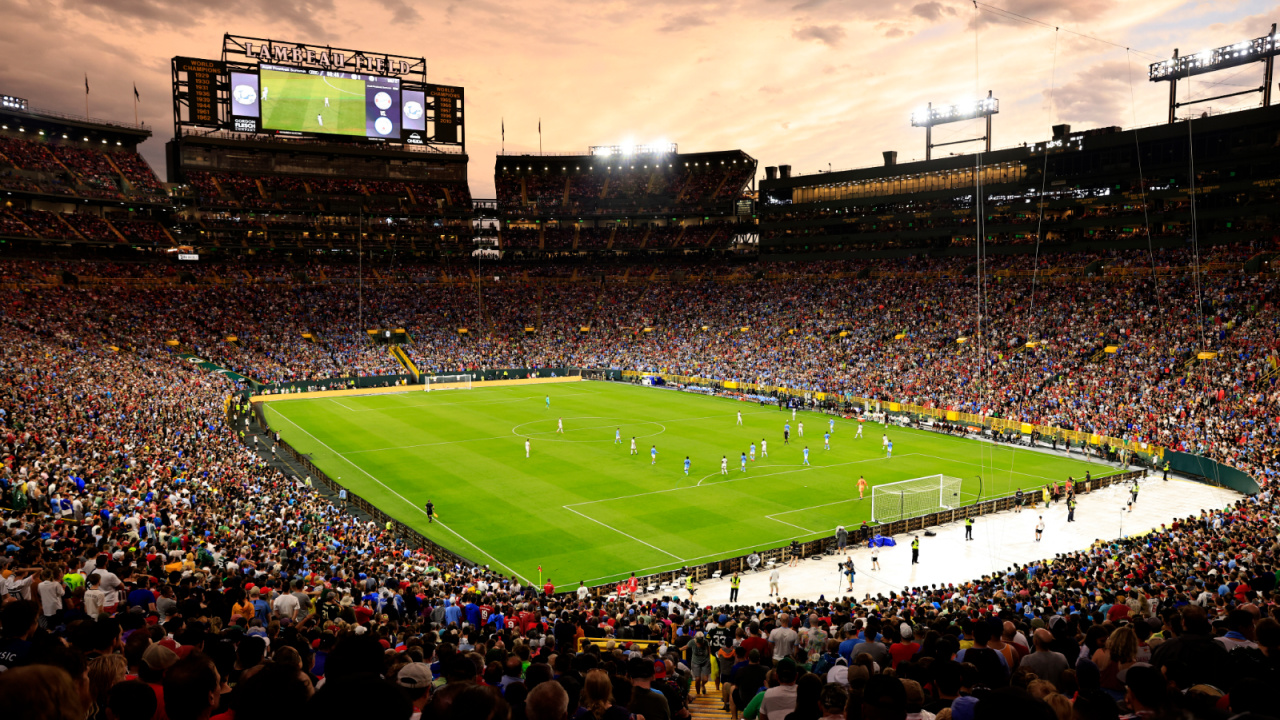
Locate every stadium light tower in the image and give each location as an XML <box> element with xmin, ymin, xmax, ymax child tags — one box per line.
<box><xmin>1149</xmin><ymin>24</ymin><xmax>1278</xmax><ymax>123</ymax></box>
<box><xmin>910</xmin><ymin>91</ymin><xmax>998</xmax><ymax>161</ymax></box>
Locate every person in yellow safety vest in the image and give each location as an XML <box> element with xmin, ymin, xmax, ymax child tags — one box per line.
<box><xmin>965</xmin><ymin>517</ymin><xmax>974</xmax><ymax>541</ymax></box>
<box><xmin>1163</xmin><ymin>461</ymin><xmax>1170</xmax><ymax>481</ymax></box>
<box><xmin>729</xmin><ymin>572</ymin><xmax>741</xmax><ymax>603</ymax></box>
<box><xmin>686</xmin><ymin>575</ymin><xmax>696</xmax><ymax>599</ymax></box>
<box><xmin>911</xmin><ymin>537</ymin><xmax>920</xmax><ymax>564</ymax></box>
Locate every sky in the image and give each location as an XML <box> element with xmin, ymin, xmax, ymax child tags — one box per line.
<box><xmin>1</xmin><ymin>0</ymin><xmax>1276</xmax><ymax>198</ymax></box>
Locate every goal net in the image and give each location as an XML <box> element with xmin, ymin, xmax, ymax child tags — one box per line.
<box><xmin>872</xmin><ymin>474</ymin><xmax>963</xmax><ymax>524</ymax></box>
<box><xmin>423</xmin><ymin>374</ymin><xmax>473</xmax><ymax>391</ymax></box>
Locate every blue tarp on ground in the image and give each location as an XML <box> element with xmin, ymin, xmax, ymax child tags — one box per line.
<box><xmin>871</xmin><ymin>535</ymin><xmax>896</xmax><ymax>548</ymax></box>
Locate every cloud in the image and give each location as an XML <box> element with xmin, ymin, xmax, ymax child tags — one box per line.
<box><xmin>912</xmin><ymin>2</ymin><xmax>953</xmax><ymax>22</ymax></box>
<box><xmin>792</xmin><ymin>24</ymin><xmax>847</xmax><ymax>47</ymax></box>
<box><xmin>658</xmin><ymin>12</ymin><xmax>712</xmax><ymax>33</ymax></box>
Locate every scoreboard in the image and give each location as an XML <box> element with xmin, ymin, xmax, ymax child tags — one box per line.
<box><xmin>172</xmin><ymin>35</ymin><xmax>464</xmax><ymax>151</ymax></box>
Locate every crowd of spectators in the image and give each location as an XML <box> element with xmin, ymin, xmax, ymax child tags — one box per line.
<box><xmin>1</xmin><ymin>273</ymin><xmax>1280</xmax><ymax>719</ymax></box>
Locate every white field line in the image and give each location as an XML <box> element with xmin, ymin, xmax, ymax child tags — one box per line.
<box><xmin>561</xmin><ymin>505</ymin><xmax>685</xmax><ymax>562</ymax></box>
<box><xmin>268</xmin><ymin>407</ymin><xmax>532</xmax><ymax>584</ymax></box>
<box><xmin>329</xmin><ymin>398</ymin><xmax>362</xmax><ymax>412</ymax></box>
<box><xmin>344</xmin><ymin>409</ymin><xmax>777</xmax><ymax>454</ymax></box>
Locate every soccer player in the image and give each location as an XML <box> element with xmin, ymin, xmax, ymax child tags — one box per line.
<box><xmin>650</xmin><ymin>445</ymin><xmax>658</xmax><ymax>465</ymax></box>
<box><xmin>546</xmin><ymin>395</ymin><xmax>550</xmax><ymax>408</ymax></box>
<box><xmin>525</xmin><ymin>439</ymin><xmax>531</xmax><ymax>458</ymax></box>
<box><xmin>630</xmin><ymin>437</ymin><xmax>637</xmax><ymax>455</ymax></box>
<box><xmin>749</xmin><ymin>442</ymin><xmax>756</xmax><ymax>461</ymax></box>
<box><xmin>882</xmin><ymin>433</ymin><xmax>888</xmax><ymax>452</ymax></box>
<box><xmin>324</xmin><ymin>97</ymin><xmax>330</xmax><ymax>107</ymax></box>
<box><xmin>799</xmin><ymin>421</ymin><xmax>804</xmax><ymax>438</ymax></box>
<box><xmin>761</xmin><ymin>439</ymin><xmax>768</xmax><ymax>458</ymax></box>
<box><xmin>886</xmin><ymin>439</ymin><xmax>893</xmax><ymax>458</ymax></box>
<box><xmin>784</xmin><ymin>422</ymin><xmax>791</xmax><ymax>445</ymax></box>
<box><xmin>803</xmin><ymin>446</ymin><xmax>810</xmax><ymax>465</ymax></box>
<box><xmin>791</xmin><ymin>407</ymin><xmax>796</xmax><ymax>421</ymax></box>
<box><xmin>317</xmin><ymin>113</ymin><xmax>324</xmax><ymax>127</ymax></box>
<box><xmin>857</xmin><ymin>475</ymin><xmax>867</xmax><ymax>499</ymax></box>
<box><xmin>740</xmin><ymin>452</ymin><xmax>747</xmax><ymax>472</ymax></box>
<box><xmin>736</xmin><ymin>411</ymin><xmax>743</xmax><ymax>426</ymax></box>
<box><xmin>615</xmin><ymin>428</ymin><xmax>621</xmax><ymax>444</ymax></box>
<box><xmin>823</xmin><ymin>431</ymin><xmax>830</xmax><ymax>450</ymax></box>
<box><xmin>684</xmin><ymin>456</ymin><xmax>691</xmax><ymax>476</ymax></box>
<box><xmin>557</xmin><ymin>417</ymin><xmax>564</xmax><ymax>433</ymax></box>
<box><xmin>720</xmin><ymin>456</ymin><xmax>728</xmax><ymax>475</ymax></box>
<box><xmin>261</xmin><ymin>86</ymin><xmax>268</xmax><ymax>100</ymax></box>
<box><xmin>856</xmin><ymin>421</ymin><xmax>863</xmax><ymax>439</ymax></box>
<box><xmin>829</xmin><ymin>417</ymin><xmax>835</xmax><ymax>434</ymax></box>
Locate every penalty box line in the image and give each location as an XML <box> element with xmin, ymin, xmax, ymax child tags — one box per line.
<box><xmin>267</xmin><ymin>406</ymin><xmax>533</xmax><ymax>584</ymax></box>
<box><xmin>566</xmin><ymin>455</ymin><xmax>915</xmax><ymax>561</ymax></box>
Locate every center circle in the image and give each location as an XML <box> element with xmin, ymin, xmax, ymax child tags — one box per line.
<box><xmin>511</xmin><ymin>417</ymin><xmax>667</xmax><ymax>443</ymax></box>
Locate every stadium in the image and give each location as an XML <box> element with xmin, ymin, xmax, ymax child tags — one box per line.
<box><xmin>0</xmin><ymin>11</ymin><xmax>1278</xmax><ymax>720</ymax></box>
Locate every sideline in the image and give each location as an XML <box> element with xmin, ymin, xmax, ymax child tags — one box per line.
<box><xmin>250</xmin><ymin>374</ymin><xmax>583</xmax><ymax>403</ymax></box>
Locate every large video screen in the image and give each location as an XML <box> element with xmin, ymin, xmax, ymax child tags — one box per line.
<box><xmin>234</xmin><ymin>64</ymin><xmax>402</xmax><ymax>139</ymax></box>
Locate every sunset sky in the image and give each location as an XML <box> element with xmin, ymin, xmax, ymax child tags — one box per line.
<box><xmin>1</xmin><ymin>0</ymin><xmax>1276</xmax><ymax>197</ymax></box>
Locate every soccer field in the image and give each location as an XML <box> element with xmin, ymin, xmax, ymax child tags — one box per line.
<box><xmin>261</xmin><ymin>70</ymin><xmax>367</xmax><ymax>136</ymax></box>
<box><xmin>262</xmin><ymin>381</ymin><xmax>1116</xmax><ymax>586</ymax></box>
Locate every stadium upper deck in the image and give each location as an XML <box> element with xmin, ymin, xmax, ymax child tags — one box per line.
<box><xmin>493</xmin><ymin>147</ymin><xmax>757</xmax><ymax>253</ymax></box>
<box><xmin>166</xmin><ymin>134</ymin><xmax>474</xmax><ymax>253</ymax></box>
<box><xmin>759</xmin><ymin>104</ymin><xmax>1280</xmax><ymax>258</ymax></box>
<box><xmin>0</xmin><ymin>101</ymin><xmax>174</xmax><ymax>247</ymax></box>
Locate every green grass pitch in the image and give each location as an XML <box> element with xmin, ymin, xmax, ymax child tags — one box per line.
<box><xmin>263</xmin><ymin>382</ymin><xmax>1115</xmax><ymax>587</ymax></box>
<box><xmin>260</xmin><ymin>70</ymin><xmax>367</xmax><ymax>137</ymax></box>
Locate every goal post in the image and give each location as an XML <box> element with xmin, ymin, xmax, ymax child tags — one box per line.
<box><xmin>871</xmin><ymin>474</ymin><xmax>963</xmax><ymax>524</ymax></box>
<box><xmin>423</xmin><ymin>374</ymin><xmax>473</xmax><ymax>391</ymax></box>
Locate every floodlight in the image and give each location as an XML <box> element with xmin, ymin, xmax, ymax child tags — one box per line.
<box><xmin>910</xmin><ymin>95</ymin><xmax>999</xmax><ymax>127</ymax></box>
<box><xmin>1149</xmin><ymin>31</ymin><xmax>1279</xmax><ymax>81</ymax></box>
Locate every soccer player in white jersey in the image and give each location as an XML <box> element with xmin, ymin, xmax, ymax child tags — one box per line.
<box><xmin>761</xmin><ymin>439</ymin><xmax>768</xmax><ymax>458</ymax></box>
<box><xmin>791</xmin><ymin>407</ymin><xmax>796</xmax><ymax>421</ymax></box>
<box><xmin>324</xmin><ymin>97</ymin><xmax>330</xmax><ymax>107</ymax></box>
<box><xmin>630</xmin><ymin>437</ymin><xmax>637</xmax><ymax>455</ymax></box>
<box><xmin>799</xmin><ymin>422</ymin><xmax>804</xmax><ymax>438</ymax></box>
<box><xmin>856</xmin><ymin>421</ymin><xmax>864</xmax><ymax>439</ymax></box>
<box><xmin>720</xmin><ymin>456</ymin><xmax>728</xmax><ymax>475</ymax></box>
<box><xmin>262</xmin><ymin>87</ymin><xmax>268</xmax><ymax>100</ymax></box>
<box><xmin>557</xmin><ymin>417</ymin><xmax>564</xmax><ymax>433</ymax></box>
<box><xmin>737</xmin><ymin>411</ymin><xmax>742</xmax><ymax>426</ymax></box>
<box><xmin>882</xmin><ymin>433</ymin><xmax>888</xmax><ymax>451</ymax></box>
<box><xmin>525</xmin><ymin>439</ymin><xmax>530</xmax><ymax>458</ymax></box>
<box><xmin>317</xmin><ymin>113</ymin><xmax>324</xmax><ymax>127</ymax></box>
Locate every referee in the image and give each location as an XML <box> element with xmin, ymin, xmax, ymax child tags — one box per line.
<box><xmin>424</xmin><ymin>500</ymin><xmax>435</xmax><ymax>523</ymax></box>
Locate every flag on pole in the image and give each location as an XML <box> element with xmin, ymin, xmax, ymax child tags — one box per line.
<box><xmin>501</xmin><ymin>117</ymin><xmax>504</xmax><ymax>141</ymax></box>
<box><xmin>133</xmin><ymin>84</ymin><xmax>140</xmax><ymax>101</ymax></box>
<box><xmin>85</xmin><ymin>75</ymin><xmax>89</xmax><ymax>94</ymax></box>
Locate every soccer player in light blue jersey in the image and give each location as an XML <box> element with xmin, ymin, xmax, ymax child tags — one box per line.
<box><xmin>651</xmin><ymin>445</ymin><xmax>658</xmax><ymax>465</ymax></box>
<box><xmin>684</xmin><ymin>456</ymin><xmax>691</xmax><ymax>475</ymax></box>
<box><xmin>803</xmin><ymin>446</ymin><xmax>810</xmax><ymax>465</ymax></box>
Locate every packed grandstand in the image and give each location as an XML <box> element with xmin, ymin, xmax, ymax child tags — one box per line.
<box><xmin>4</xmin><ymin>33</ymin><xmax>1280</xmax><ymax>720</ymax></box>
